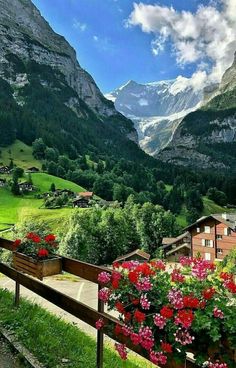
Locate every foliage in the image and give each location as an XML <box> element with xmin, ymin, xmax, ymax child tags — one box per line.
<box><xmin>61</xmin><ymin>203</ymin><xmax>180</xmax><ymax>264</ymax></box>
<box><xmin>207</xmin><ymin>187</ymin><xmax>227</xmax><ymax>206</ymax></box>
<box><xmin>97</xmin><ymin>258</ymin><xmax>236</xmax><ymax>367</ymax></box>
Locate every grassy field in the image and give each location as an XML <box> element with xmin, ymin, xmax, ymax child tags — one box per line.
<box><xmin>0</xmin><ymin>172</ymin><xmax>88</xmax><ymax>233</ymax></box>
<box><xmin>0</xmin><ymin>289</ymin><xmax>153</xmax><ymax>368</ymax></box>
<box><xmin>0</xmin><ymin>140</ymin><xmax>40</xmax><ymax>170</ymax></box>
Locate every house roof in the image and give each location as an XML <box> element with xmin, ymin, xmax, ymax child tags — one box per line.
<box><xmin>166</xmin><ymin>243</ymin><xmax>191</xmax><ymax>256</ymax></box>
<box><xmin>162</xmin><ymin>237</ymin><xmax>177</xmax><ymax>245</ymax></box>
<box><xmin>78</xmin><ymin>192</ymin><xmax>93</xmax><ymax>198</ymax></box>
<box><xmin>162</xmin><ymin>232</ymin><xmax>190</xmax><ymax>250</ymax></box>
<box><xmin>184</xmin><ymin>213</ymin><xmax>236</xmax><ymax>231</ymax></box>
<box><xmin>114</xmin><ymin>249</ymin><xmax>150</xmax><ymax>262</ymax></box>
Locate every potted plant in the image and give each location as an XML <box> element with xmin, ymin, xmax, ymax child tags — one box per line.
<box><xmin>96</xmin><ymin>257</ymin><xmax>236</xmax><ymax>367</ymax></box>
<box><xmin>12</xmin><ymin>232</ymin><xmax>62</xmax><ymax>280</ymax></box>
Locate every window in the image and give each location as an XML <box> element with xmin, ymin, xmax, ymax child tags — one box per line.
<box><xmin>224</xmin><ymin>227</ymin><xmax>231</xmax><ymax>236</ymax></box>
<box><xmin>204</xmin><ymin>226</ymin><xmax>211</xmax><ymax>233</ymax></box>
<box><xmin>217</xmin><ymin>248</ymin><xmax>223</xmax><ymax>254</ymax></box>
<box><xmin>216</xmin><ymin>234</ymin><xmax>223</xmax><ymax>240</ymax></box>
<box><xmin>196</xmin><ymin>227</ymin><xmax>200</xmax><ymax>233</ymax></box>
<box><xmin>205</xmin><ymin>253</ymin><xmax>211</xmax><ymax>261</ymax></box>
<box><xmin>202</xmin><ymin>239</ymin><xmax>214</xmax><ymax>247</ymax></box>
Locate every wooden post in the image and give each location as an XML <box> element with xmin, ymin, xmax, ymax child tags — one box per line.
<box><xmin>97</xmin><ymin>285</ymin><xmax>104</xmax><ymax>368</ymax></box>
<box><xmin>14</xmin><ymin>280</ymin><xmax>20</xmax><ymax>307</ymax></box>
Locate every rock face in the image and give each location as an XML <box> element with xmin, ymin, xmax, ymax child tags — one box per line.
<box><xmin>106</xmin><ymin>78</ymin><xmax>203</xmax><ymax>155</ymax></box>
<box><xmin>0</xmin><ymin>0</ymin><xmax>116</xmax><ymax>116</ymax></box>
<box><xmin>0</xmin><ymin>0</ymin><xmax>141</xmax><ymax>158</ymax></box>
<box><xmin>158</xmin><ymin>55</ymin><xmax>236</xmax><ymax>171</ymax></box>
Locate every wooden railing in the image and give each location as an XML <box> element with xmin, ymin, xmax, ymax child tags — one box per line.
<box><xmin>0</xmin><ymin>237</ymin><xmax>196</xmax><ymax>367</ymax></box>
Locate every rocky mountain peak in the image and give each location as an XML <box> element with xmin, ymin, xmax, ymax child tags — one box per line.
<box><xmin>0</xmin><ymin>0</ymin><xmax>116</xmax><ymax>116</ymax></box>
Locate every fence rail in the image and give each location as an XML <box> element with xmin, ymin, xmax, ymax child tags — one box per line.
<box><xmin>0</xmin><ymin>237</ymin><xmax>197</xmax><ymax>367</ymax></box>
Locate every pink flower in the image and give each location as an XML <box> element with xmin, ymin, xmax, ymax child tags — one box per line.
<box><xmin>95</xmin><ymin>318</ymin><xmax>104</xmax><ymax>330</ymax></box>
<box><xmin>168</xmin><ymin>288</ymin><xmax>184</xmax><ymax>309</ymax></box>
<box><xmin>213</xmin><ymin>307</ymin><xmax>224</xmax><ymax>319</ymax></box>
<box><xmin>171</xmin><ymin>269</ymin><xmax>185</xmax><ymax>283</ymax></box>
<box><xmin>136</xmin><ymin>276</ymin><xmax>153</xmax><ymax>292</ymax></box>
<box><xmin>191</xmin><ymin>259</ymin><xmax>215</xmax><ymax>281</ymax></box>
<box><xmin>153</xmin><ymin>314</ymin><xmax>167</xmax><ymax>329</ymax></box>
<box><xmin>130</xmin><ymin>332</ymin><xmax>141</xmax><ymax>345</ymax></box>
<box><xmin>179</xmin><ymin>256</ymin><xmax>192</xmax><ymax>267</ymax></box>
<box><xmin>98</xmin><ymin>271</ymin><xmax>111</xmax><ymax>284</ymax></box>
<box><xmin>139</xmin><ymin>326</ymin><xmax>155</xmax><ymax>350</ymax></box>
<box><xmin>121</xmin><ymin>325</ymin><xmax>132</xmax><ymax>336</ymax></box>
<box><xmin>115</xmin><ymin>343</ymin><xmax>127</xmax><ymax>360</ymax></box>
<box><xmin>150</xmin><ymin>351</ymin><xmax>167</xmax><ymax>366</ymax></box>
<box><xmin>208</xmin><ymin>361</ymin><xmax>228</xmax><ymax>368</ymax></box>
<box><xmin>140</xmin><ymin>294</ymin><xmax>151</xmax><ymax>310</ymax></box>
<box><xmin>174</xmin><ymin>329</ymin><xmax>195</xmax><ymax>345</ymax></box>
<box><xmin>98</xmin><ymin>287</ymin><xmax>110</xmax><ymax>303</ymax></box>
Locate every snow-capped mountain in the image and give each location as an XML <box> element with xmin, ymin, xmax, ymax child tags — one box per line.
<box><xmin>106</xmin><ymin>77</ymin><xmax>203</xmax><ymax>155</ymax></box>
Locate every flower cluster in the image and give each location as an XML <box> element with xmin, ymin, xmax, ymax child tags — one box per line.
<box><xmin>96</xmin><ymin>257</ymin><xmax>236</xmax><ymax>367</ymax></box>
<box><xmin>13</xmin><ymin>232</ymin><xmax>58</xmax><ymax>259</ymax></box>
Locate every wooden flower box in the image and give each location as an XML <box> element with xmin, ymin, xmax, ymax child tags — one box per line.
<box><xmin>13</xmin><ymin>252</ymin><xmax>62</xmax><ymax>280</ymax></box>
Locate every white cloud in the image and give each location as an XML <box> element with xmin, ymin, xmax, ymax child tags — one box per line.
<box><xmin>127</xmin><ymin>0</ymin><xmax>236</xmax><ymax>89</ymax></box>
<box><xmin>73</xmin><ymin>19</ymin><xmax>87</xmax><ymax>32</ymax></box>
<box><xmin>93</xmin><ymin>35</ymin><xmax>117</xmax><ymax>54</ymax></box>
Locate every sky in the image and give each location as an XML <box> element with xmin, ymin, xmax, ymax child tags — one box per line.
<box><xmin>31</xmin><ymin>0</ymin><xmax>236</xmax><ymax>93</ymax></box>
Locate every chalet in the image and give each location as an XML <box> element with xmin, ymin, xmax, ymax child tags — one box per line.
<box><xmin>162</xmin><ymin>232</ymin><xmax>191</xmax><ymax>261</ymax></box>
<box><xmin>72</xmin><ymin>197</ymin><xmax>90</xmax><ymax>208</ymax></box>
<box><xmin>26</xmin><ymin>167</ymin><xmax>39</xmax><ymax>173</ymax></box>
<box><xmin>78</xmin><ymin>191</ymin><xmax>94</xmax><ymax>200</ymax></box>
<box><xmin>0</xmin><ymin>166</ymin><xmax>10</xmax><ymax>174</ymax></box>
<box><xmin>185</xmin><ymin>213</ymin><xmax>236</xmax><ymax>261</ymax></box>
<box><xmin>18</xmin><ymin>181</ymin><xmax>35</xmax><ymax>192</ymax></box>
<box><xmin>113</xmin><ymin>249</ymin><xmax>150</xmax><ymax>264</ymax></box>
<box><xmin>0</xmin><ymin>178</ymin><xmax>6</xmax><ymax>187</ymax></box>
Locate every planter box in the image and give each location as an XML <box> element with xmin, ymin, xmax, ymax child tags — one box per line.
<box><xmin>13</xmin><ymin>252</ymin><xmax>62</xmax><ymax>280</ymax></box>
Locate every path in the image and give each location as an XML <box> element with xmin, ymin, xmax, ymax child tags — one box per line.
<box><xmin>0</xmin><ymin>337</ymin><xmax>26</xmax><ymax>368</ymax></box>
<box><xmin>0</xmin><ymin>275</ymin><xmax>113</xmax><ymax>337</ymax></box>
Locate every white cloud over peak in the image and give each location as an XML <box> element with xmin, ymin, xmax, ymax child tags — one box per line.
<box><xmin>127</xmin><ymin>0</ymin><xmax>236</xmax><ymax>88</ymax></box>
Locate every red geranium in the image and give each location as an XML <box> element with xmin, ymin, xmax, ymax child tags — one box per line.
<box><xmin>13</xmin><ymin>239</ymin><xmax>21</xmax><ymax>248</ymax></box>
<box><xmin>38</xmin><ymin>248</ymin><xmax>49</xmax><ymax>258</ymax></box>
<box><xmin>44</xmin><ymin>234</ymin><xmax>56</xmax><ymax>243</ymax></box>
<box><xmin>161</xmin><ymin>342</ymin><xmax>173</xmax><ymax>353</ymax></box>
<box><xmin>134</xmin><ymin>310</ymin><xmax>146</xmax><ymax>323</ymax></box>
<box><xmin>175</xmin><ymin>310</ymin><xmax>194</xmax><ymax>329</ymax></box>
<box><xmin>183</xmin><ymin>295</ymin><xmax>200</xmax><ymax>309</ymax></box>
<box><xmin>202</xmin><ymin>287</ymin><xmax>215</xmax><ymax>300</ymax></box>
<box><xmin>128</xmin><ymin>271</ymin><xmax>139</xmax><ymax>284</ymax></box>
<box><xmin>160</xmin><ymin>306</ymin><xmax>173</xmax><ymax>319</ymax></box>
<box><xmin>115</xmin><ymin>301</ymin><xmax>125</xmax><ymax>314</ymax></box>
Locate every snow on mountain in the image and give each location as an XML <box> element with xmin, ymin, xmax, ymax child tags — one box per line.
<box><xmin>105</xmin><ymin>78</ymin><xmax>203</xmax><ymax>155</ymax></box>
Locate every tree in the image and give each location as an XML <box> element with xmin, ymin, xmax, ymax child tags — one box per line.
<box><xmin>207</xmin><ymin>187</ymin><xmax>227</xmax><ymax>206</ymax></box>
<box><xmin>27</xmin><ymin>173</ymin><xmax>33</xmax><ymax>185</ymax></box>
<box><xmin>93</xmin><ymin>176</ymin><xmax>113</xmax><ymax>200</ymax></box>
<box><xmin>32</xmin><ymin>138</ymin><xmax>46</xmax><ymax>159</ymax></box>
<box><xmin>185</xmin><ymin>188</ymin><xmax>203</xmax><ymax>213</ymax></box>
<box><xmin>45</xmin><ymin>147</ymin><xmax>58</xmax><ymax>162</ymax></box>
<box><xmin>9</xmin><ymin>159</ymin><xmax>14</xmax><ymax>170</ymax></box>
<box><xmin>50</xmin><ymin>183</ymin><xmax>56</xmax><ymax>192</ymax></box>
<box><xmin>12</xmin><ymin>167</ymin><xmax>24</xmax><ymax>181</ymax></box>
<box><xmin>11</xmin><ymin>177</ymin><xmax>20</xmax><ymax>195</ymax></box>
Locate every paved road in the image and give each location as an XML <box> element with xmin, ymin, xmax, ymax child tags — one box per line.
<box><xmin>0</xmin><ymin>275</ymin><xmax>113</xmax><ymax>337</ymax></box>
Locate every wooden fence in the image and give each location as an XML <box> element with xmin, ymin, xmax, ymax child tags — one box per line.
<box><xmin>0</xmin><ymin>237</ymin><xmax>197</xmax><ymax>367</ymax></box>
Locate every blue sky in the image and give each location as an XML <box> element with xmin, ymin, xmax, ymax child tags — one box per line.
<box><xmin>31</xmin><ymin>0</ymin><xmax>236</xmax><ymax>93</ymax></box>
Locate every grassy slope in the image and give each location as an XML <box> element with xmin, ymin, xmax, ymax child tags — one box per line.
<box><xmin>0</xmin><ymin>140</ymin><xmax>40</xmax><ymax>170</ymax></box>
<box><xmin>0</xmin><ymin>289</ymin><xmax>152</xmax><ymax>368</ymax></box>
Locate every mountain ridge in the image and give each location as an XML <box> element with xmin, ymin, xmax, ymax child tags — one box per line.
<box><xmin>106</xmin><ymin>77</ymin><xmax>203</xmax><ymax>155</ymax></box>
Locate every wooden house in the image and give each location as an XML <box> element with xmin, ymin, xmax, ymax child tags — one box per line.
<box><xmin>26</xmin><ymin>167</ymin><xmax>39</xmax><ymax>173</ymax></box>
<box><xmin>162</xmin><ymin>232</ymin><xmax>191</xmax><ymax>261</ymax></box>
<box><xmin>185</xmin><ymin>213</ymin><xmax>236</xmax><ymax>261</ymax></box>
<box><xmin>19</xmin><ymin>181</ymin><xmax>35</xmax><ymax>192</ymax></box>
<box><xmin>0</xmin><ymin>178</ymin><xmax>6</xmax><ymax>187</ymax></box>
<box><xmin>72</xmin><ymin>197</ymin><xmax>90</xmax><ymax>208</ymax></box>
<box><xmin>113</xmin><ymin>249</ymin><xmax>150</xmax><ymax>264</ymax></box>
<box><xmin>78</xmin><ymin>192</ymin><xmax>94</xmax><ymax>200</ymax></box>
<box><xmin>0</xmin><ymin>166</ymin><xmax>10</xmax><ymax>174</ymax></box>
